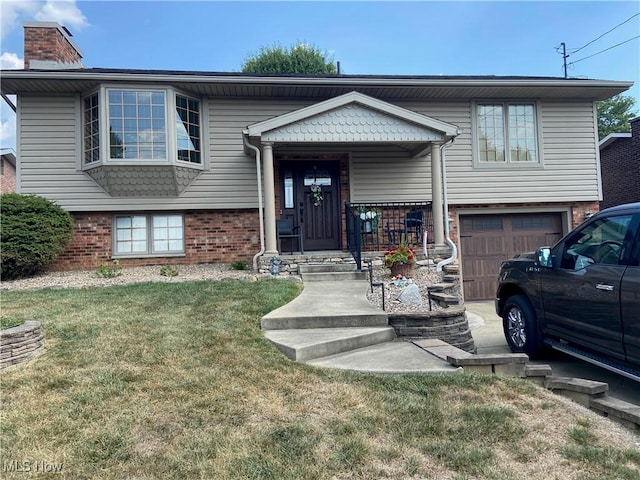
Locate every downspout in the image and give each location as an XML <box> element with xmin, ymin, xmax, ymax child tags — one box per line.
<box><xmin>243</xmin><ymin>135</ymin><xmax>265</xmax><ymax>271</ymax></box>
<box><xmin>436</xmin><ymin>138</ymin><xmax>457</xmax><ymax>273</ymax></box>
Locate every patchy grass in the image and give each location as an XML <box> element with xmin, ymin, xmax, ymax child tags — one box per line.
<box><xmin>0</xmin><ymin>317</ymin><xmax>24</xmax><ymax>330</ymax></box>
<box><xmin>1</xmin><ymin>279</ymin><xmax>638</xmax><ymax>479</ymax></box>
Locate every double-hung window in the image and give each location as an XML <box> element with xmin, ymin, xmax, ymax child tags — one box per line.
<box><xmin>114</xmin><ymin>214</ymin><xmax>184</xmax><ymax>256</ymax></box>
<box><xmin>475</xmin><ymin>102</ymin><xmax>539</xmax><ymax>165</ymax></box>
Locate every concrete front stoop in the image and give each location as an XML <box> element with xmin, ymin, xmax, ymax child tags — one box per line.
<box><xmin>261</xmin><ymin>263</ymin><xmax>462</xmax><ymax>374</ymax></box>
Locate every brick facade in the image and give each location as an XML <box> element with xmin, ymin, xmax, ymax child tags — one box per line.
<box><xmin>24</xmin><ymin>23</ymin><xmax>82</xmax><ymax>69</ymax></box>
<box><xmin>51</xmin><ymin>209</ymin><xmax>260</xmax><ymax>271</ymax></box>
<box><xmin>0</xmin><ymin>157</ymin><xmax>16</xmax><ymax>193</ymax></box>
<box><xmin>599</xmin><ymin>117</ymin><xmax>640</xmax><ymax>209</ymax></box>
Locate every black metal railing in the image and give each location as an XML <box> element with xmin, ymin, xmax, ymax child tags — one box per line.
<box><xmin>345</xmin><ymin>201</ymin><xmax>433</xmax><ymax>269</ymax></box>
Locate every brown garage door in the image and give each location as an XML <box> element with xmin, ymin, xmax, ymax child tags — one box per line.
<box><xmin>460</xmin><ymin>213</ymin><xmax>564</xmax><ymax>301</ymax></box>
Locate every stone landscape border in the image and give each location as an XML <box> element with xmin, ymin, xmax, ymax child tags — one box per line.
<box><xmin>389</xmin><ymin>307</ymin><xmax>476</xmax><ymax>353</ymax></box>
<box><xmin>0</xmin><ymin>321</ymin><xmax>45</xmax><ymax>369</ymax></box>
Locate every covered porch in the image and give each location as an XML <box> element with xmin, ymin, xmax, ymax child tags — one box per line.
<box><xmin>243</xmin><ymin>91</ymin><xmax>460</xmax><ymax>264</ymax></box>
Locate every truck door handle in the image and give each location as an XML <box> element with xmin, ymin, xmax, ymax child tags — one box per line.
<box><xmin>595</xmin><ymin>283</ymin><xmax>614</xmax><ymax>292</ymax></box>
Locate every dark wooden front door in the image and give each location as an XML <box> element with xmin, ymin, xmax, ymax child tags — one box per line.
<box><xmin>280</xmin><ymin>161</ymin><xmax>341</xmax><ymax>251</ymax></box>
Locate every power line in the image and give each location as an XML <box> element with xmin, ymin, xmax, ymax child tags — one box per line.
<box><xmin>568</xmin><ymin>35</ymin><xmax>640</xmax><ymax>65</ymax></box>
<box><xmin>569</xmin><ymin>13</ymin><xmax>639</xmax><ymax>54</ymax></box>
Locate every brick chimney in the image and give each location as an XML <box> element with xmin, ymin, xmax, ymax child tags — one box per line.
<box><xmin>23</xmin><ymin>21</ymin><xmax>83</xmax><ymax>69</ymax></box>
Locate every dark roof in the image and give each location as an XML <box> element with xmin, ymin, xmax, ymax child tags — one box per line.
<box><xmin>1</xmin><ymin>67</ymin><xmax>633</xmax><ymax>101</ymax></box>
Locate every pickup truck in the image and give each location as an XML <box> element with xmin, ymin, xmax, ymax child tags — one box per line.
<box><xmin>495</xmin><ymin>202</ymin><xmax>640</xmax><ymax>380</ymax></box>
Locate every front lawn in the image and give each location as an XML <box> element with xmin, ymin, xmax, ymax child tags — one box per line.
<box><xmin>1</xmin><ymin>279</ymin><xmax>638</xmax><ymax>479</ymax></box>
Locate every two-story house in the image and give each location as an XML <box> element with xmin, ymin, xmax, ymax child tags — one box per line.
<box><xmin>1</xmin><ymin>22</ymin><xmax>632</xmax><ymax>299</ymax></box>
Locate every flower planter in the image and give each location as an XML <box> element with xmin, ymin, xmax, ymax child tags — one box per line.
<box><xmin>390</xmin><ymin>263</ymin><xmax>415</xmax><ymax>278</ymax></box>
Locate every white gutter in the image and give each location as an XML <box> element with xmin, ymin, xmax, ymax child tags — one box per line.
<box><xmin>243</xmin><ymin>136</ymin><xmax>265</xmax><ymax>271</ymax></box>
<box><xmin>436</xmin><ymin>138</ymin><xmax>457</xmax><ymax>273</ymax></box>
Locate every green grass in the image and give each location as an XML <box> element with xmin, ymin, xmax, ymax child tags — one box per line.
<box><xmin>1</xmin><ymin>279</ymin><xmax>638</xmax><ymax>479</ymax></box>
<box><xmin>0</xmin><ymin>316</ymin><xmax>24</xmax><ymax>330</ymax></box>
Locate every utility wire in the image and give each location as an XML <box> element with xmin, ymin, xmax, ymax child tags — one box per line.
<box><xmin>568</xmin><ymin>13</ymin><xmax>639</xmax><ymax>54</ymax></box>
<box><xmin>568</xmin><ymin>35</ymin><xmax>640</xmax><ymax>65</ymax></box>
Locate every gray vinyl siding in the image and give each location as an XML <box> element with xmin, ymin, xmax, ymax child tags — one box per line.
<box><xmin>17</xmin><ymin>95</ymin><xmax>313</xmax><ymax>211</ymax></box>
<box><xmin>18</xmin><ymin>94</ymin><xmax>600</xmax><ymax>210</ymax></box>
<box><xmin>351</xmin><ymin>100</ymin><xmax>599</xmax><ymax>204</ymax></box>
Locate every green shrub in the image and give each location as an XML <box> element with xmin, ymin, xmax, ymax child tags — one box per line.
<box><xmin>96</xmin><ymin>259</ymin><xmax>123</xmax><ymax>278</ymax></box>
<box><xmin>230</xmin><ymin>261</ymin><xmax>249</xmax><ymax>270</ymax></box>
<box><xmin>1</xmin><ymin>194</ymin><xmax>74</xmax><ymax>280</ymax></box>
<box><xmin>159</xmin><ymin>265</ymin><xmax>179</xmax><ymax>277</ymax></box>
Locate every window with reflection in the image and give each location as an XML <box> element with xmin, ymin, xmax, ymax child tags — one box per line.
<box><xmin>82</xmin><ymin>88</ymin><xmax>202</xmax><ymax>165</ymax></box>
<box><xmin>476</xmin><ymin>102</ymin><xmax>538</xmax><ymax>165</ymax></box>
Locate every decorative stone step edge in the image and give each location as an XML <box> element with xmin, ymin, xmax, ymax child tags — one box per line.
<box><xmin>589</xmin><ymin>396</ymin><xmax>640</xmax><ymax>431</ymax></box>
<box><xmin>418</xmin><ymin>339</ymin><xmax>639</xmax><ymax>431</ymax></box>
<box><xmin>429</xmin><ymin>292</ymin><xmax>462</xmax><ymax>307</ymax></box>
<box><xmin>0</xmin><ymin>321</ymin><xmax>45</xmax><ymax>370</ymax></box>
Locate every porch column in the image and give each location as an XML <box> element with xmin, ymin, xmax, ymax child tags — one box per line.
<box><xmin>262</xmin><ymin>142</ymin><xmax>278</xmax><ymax>255</ymax></box>
<box><xmin>431</xmin><ymin>143</ymin><xmax>445</xmax><ymax>245</ymax></box>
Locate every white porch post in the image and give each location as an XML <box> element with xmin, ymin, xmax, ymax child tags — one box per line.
<box><xmin>431</xmin><ymin>143</ymin><xmax>445</xmax><ymax>246</ymax></box>
<box><xmin>262</xmin><ymin>142</ymin><xmax>278</xmax><ymax>255</ymax></box>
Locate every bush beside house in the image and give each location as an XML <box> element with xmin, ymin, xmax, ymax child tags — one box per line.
<box><xmin>1</xmin><ymin>193</ymin><xmax>74</xmax><ymax>279</ymax></box>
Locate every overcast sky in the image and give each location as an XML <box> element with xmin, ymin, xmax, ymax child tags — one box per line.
<box><xmin>1</xmin><ymin>0</ymin><xmax>639</xmax><ymax>150</ymax></box>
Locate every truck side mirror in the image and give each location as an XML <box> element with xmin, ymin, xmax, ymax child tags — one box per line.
<box><xmin>537</xmin><ymin>247</ymin><xmax>552</xmax><ymax>268</ymax></box>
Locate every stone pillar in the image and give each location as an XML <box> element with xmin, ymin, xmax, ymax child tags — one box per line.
<box><xmin>262</xmin><ymin>143</ymin><xmax>278</xmax><ymax>254</ymax></box>
<box><xmin>431</xmin><ymin>143</ymin><xmax>445</xmax><ymax>245</ymax></box>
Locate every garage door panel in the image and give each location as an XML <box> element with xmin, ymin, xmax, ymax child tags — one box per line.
<box><xmin>461</xmin><ymin>236</ymin><xmax>506</xmax><ymax>255</ymax></box>
<box><xmin>461</xmin><ymin>213</ymin><xmax>563</xmax><ymax>301</ymax></box>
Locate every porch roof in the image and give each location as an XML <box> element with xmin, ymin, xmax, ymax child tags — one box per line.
<box><xmin>243</xmin><ymin>92</ymin><xmax>460</xmax><ymax>157</ymax></box>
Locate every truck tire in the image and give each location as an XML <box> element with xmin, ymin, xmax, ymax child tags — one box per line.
<box><xmin>502</xmin><ymin>294</ymin><xmax>545</xmax><ymax>359</ymax></box>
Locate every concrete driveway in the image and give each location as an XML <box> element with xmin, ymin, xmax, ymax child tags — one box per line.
<box><xmin>466</xmin><ymin>300</ymin><xmax>640</xmax><ymax>406</ymax></box>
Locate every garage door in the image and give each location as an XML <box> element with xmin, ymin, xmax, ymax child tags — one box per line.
<box><xmin>460</xmin><ymin>213</ymin><xmax>564</xmax><ymax>301</ymax></box>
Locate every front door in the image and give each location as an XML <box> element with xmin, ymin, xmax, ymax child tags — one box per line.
<box><xmin>280</xmin><ymin>160</ymin><xmax>341</xmax><ymax>251</ymax></box>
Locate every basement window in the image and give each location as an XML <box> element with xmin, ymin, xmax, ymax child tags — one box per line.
<box><xmin>114</xmin><ymin>214</ymin><xmax>184</xmax><ymax>256</ymax></box>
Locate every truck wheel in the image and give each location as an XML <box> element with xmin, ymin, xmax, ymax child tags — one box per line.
<box><xmin>502</xmin><ymin>295</ymin><xmax>545</xmax><ymax>359</ymax></box>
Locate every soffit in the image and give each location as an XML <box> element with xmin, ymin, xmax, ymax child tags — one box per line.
<box><xmin>0</xmin><ymin>70</ymin><xmax>632</xmax><ymax>101</ymax></box>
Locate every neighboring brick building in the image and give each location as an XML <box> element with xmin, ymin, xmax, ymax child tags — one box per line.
<box><xmin>599</xmin><ymin>116</ymin><xmax>640</xmax><ymax>209</ymax></box>
<box><xmin>1</xmin><ymin>150</ymin><xmax>16</xmax><ymax>193</ymax></box>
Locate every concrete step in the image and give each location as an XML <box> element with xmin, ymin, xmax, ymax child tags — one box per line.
<box><xmin>306</xmin><ymin>340</ymin><xmax>463</xmax><ymax>374</ymax></box>
<box><xmin>429</xmin><ymin>291</ymin><xmax>462</xmax><ymax>307</ymax></box>
<box><xmin>442</xmin><ymin>264</ymin><xmax>460</xmax><ymax>274</ymax></box>
<box><xmin>428</xmin><ymin>282</ymin><xmax>457</xmax><ymax>292</ymax></box>
<box><xmin>264</xmin><ymin>327</ymin><xmax>396</xmax><ymax>361</ymax></box>
<box><xmin>261</xmin><ymin>312</ymin><xmax>389</xmax><ymax>330</ymax></box>
<box><xmin>442</xmin><ymin>274</ymin><xmax>459</xmax><ymax>283</ymax></box>
<box><xmin>299</xmin><ymin>263</ymin><xmax>358</xmax><ymax>274</ymax></box>
<box><xmin>301</xmin><ymin>271</ymin><xmax>367</xmax><ymax>282</ymax></box>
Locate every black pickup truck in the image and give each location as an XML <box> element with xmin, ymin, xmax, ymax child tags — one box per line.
<box><xmin>495</xmin><ymin>202</ymin><xmax>640</xmax><ymax>380</ymax></box>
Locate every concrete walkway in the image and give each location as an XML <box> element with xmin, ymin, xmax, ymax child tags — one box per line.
<box><xmin>261</xmin><ymin>279</ymin><xmax>462</xmax><ymax>374</ymax></box>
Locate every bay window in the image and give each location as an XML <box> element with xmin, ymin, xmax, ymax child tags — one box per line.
<box><xmin>82</xmin><ymin>87</ymin><xmax>201</xmax><ymax>166</ymax></box>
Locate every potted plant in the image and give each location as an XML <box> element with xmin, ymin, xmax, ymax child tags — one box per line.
<box><xmin>384</xmin><ymin>244</ymin><xmax>417</xmax><ymax>277</ymax></box>
<box><xmin>358</xmin><ymin>207</ymin><xmax>379</xmax><ymax>233</ymax></box>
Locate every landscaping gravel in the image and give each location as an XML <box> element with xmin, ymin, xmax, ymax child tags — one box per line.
<box><xmin>1</xmin><ymin>263</ymin><xmax>457</xmax><ymax>315</ymax></box>
<box><xmin>0</xmin><ymin>264</ymin><xmax>266</xmax><ymax>291</ymax></box>
<box><xmin>365</xmin><ymin>264</ymin><xmax>455</xmax><ymax>313</ymax></box>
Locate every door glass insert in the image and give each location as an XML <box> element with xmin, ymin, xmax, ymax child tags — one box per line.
<box><xmin>303</xmin><ymin>169</ymin><xmax>331</xmax><ymax>186</ymax></box>
<box><xmin>284</xmin><ymin>169</ymin><xmax>294</xmax><ymax>208</ymax></box>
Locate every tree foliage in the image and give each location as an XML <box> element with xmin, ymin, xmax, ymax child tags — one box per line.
<box><xmin>242</xmin><ymin>43</ymin><xmax>337</xmax><ymax>75</ymax></box>
<box><xmin>597</xmin><ymin>94</ymin><xmax>637</xmax><ymax>140</ymax></box>
<box><xmin>1</xmin><ymin>193</ymin><xmax>74</xmax><ymax>279</ymax></box>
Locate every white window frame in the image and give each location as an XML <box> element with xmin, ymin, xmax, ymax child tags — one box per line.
<box><xmin>472</xmin><ymin>100</ymin><xmax>543</xmax><ymax>168</ymax></box>
<box><xmin>113</xmin><ymin>213</ymin><xmax>185</xmax><ymax>258</ymax></box>
<box><xmin>81</xmin><ymin>85</ymin><xmax>204</xmax><ymax>170</ymax></box>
